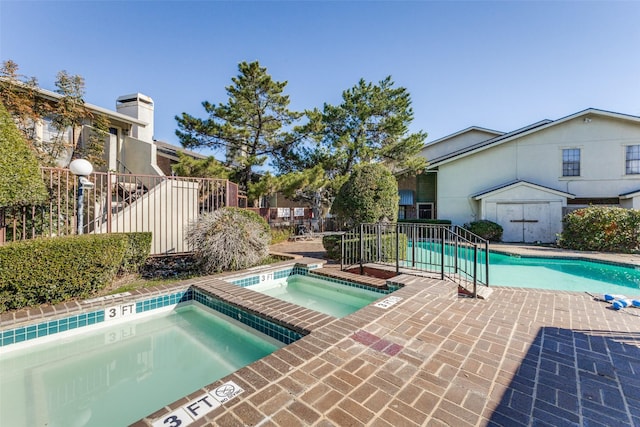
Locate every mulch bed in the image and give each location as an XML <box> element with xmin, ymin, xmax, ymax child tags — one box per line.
<box><xmin>344</xmin><ymin>266</ymin><xmax>398</xmax><ymax>280</ymax></box>
<box><xmin>140</xmin><ymin>254</ymin><xmax>200</xmax><ymax>279</ymax></box>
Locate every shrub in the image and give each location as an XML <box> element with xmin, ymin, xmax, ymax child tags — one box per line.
<box><xmin>463</xmin><ymin>220</ymin><xmax>503</xmax><ymax>242</ymax></box>
<box><xmin>322</xmin><ymin>234</ymin><xmax>342</xmax><ymax>259</ymax></box>
<box><xmin>120</xmin><ymin>232</ymin><xmax>152</xmax><ymax>273</ymax></box>
<box><xmin>186</xmin><ymin>207</ymin><xmax>271</xmax><ymax>273</ymax></box>
<box><xmin>558</xmin><ymin>206</ymin><xmax>640</xmax><ymax>253</ymax></box>
<box><xmin>0</xmin><ymin>101</ymin><xmax>48</xmax><ymax>207</ymax></box>
<box><xmin>331</xmin><ymin>164</ymin><xmax>399</xmax><ymax>228</ymax></box>
<box><xmin>0</xmin><ymin>234</ymin><xmax>129</xmax><ymax>312</ymax></box>
<box><xmin>270</xmin><ymin>226</ymin><xmax>293</xmax><ymax>244</ymax></box>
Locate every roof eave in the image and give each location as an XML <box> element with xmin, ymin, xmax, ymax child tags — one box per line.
<box><xmin>1</xmin><ymin>78</ymin><xmax>147</xmax><ymax>127</ymax></box>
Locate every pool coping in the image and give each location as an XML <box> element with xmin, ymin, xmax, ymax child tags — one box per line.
<box><xmin>0</xmin><ymin>258</ymin><xmax>346</xmax><ymax>346</ymax></box>
<box><xmin>489</xmin><ymin>243</ymin><xmax>640</xmax><ymax>268</ymax></box>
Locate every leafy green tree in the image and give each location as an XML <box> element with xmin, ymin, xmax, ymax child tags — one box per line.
<box><xmin>0</xmin><ymin>101</ymin><xmax>48</xmax><ymax>208</ymax></box>
<box><xmin>275</xmin><ymin>165</ymin><xmax>347</xmax><ymax>219</ymax></box>
<box><xmin>331</xmin><ymin>163</ymin><xmax>399</xmax><ymax>227</ymax></box>
<box><xmin>175</xmin><ymin>61</ymin><xmax>302</xmax><ymax>200</ymax></box>
<box><xmin>0</xmin><ymin>60</ymin><xmax>49</xmax><ymax>145</ymax></box>
<box><xmin>1</xmin><ymin>60</ymin><xmax>107</xmax><ymax>167</ymax></box>
<box><xmin>247</xmin><ymin>172</ymin><xmax>279</xmax><ymax>208</ymax></box>
<box><xmin>79</xmin><ymin>111</ymin><xmax>109</xmax><ymax>168</ymax></box>
<box><xmin>41</xmin><ymin>70</ymin><xmax>87</xmax><ymax>164</ymax></box>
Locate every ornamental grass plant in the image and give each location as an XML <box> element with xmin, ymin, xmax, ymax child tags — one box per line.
<box><xmin>186</xmin><ymin>207</ymin><xmax>271</xmax><ymax>274</ymax></box>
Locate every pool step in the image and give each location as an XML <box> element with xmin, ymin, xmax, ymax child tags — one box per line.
<box><xmin>312</xmin><ymin>268</ymin><xmax>388</xmax><ymax>290</ymax></box>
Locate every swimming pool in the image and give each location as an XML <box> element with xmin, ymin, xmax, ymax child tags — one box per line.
<box><xmin>245</xmin><ymin>274</ymin><xmax>388</xmax><ymax>317</ymax></box>
<box><xmin>407</xmin><ymin>241</ymin><xmax>640</xmax><ymax>294</ymax></box>
<box><xmin>0</xmin><ymin>288</ymin><xmax>300</xmax><ymax>427</ymax></box>
<box><xmin>489</xmin><ymin>252</ymin><xmax>640</xmax><ymax>295</ymax></box>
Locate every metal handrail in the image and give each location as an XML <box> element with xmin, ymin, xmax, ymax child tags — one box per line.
<box><xmin>340</xmin><ymin>222</ymin><xmax>490</xmax><ymax>297</ymax></box>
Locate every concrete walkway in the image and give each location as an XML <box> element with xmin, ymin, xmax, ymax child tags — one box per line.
<box><xmin>133</xmin><ymin>238</ymin><xmax>640</xmax><ymax>426</ymax></box>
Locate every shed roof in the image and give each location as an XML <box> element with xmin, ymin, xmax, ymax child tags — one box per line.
<box><xmin>472</xmin><ymin>180</ymin><xmax>575</xmax><ymax>200</ymax></box>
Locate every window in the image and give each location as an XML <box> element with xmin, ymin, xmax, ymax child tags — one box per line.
<box><xmin>626</xmin><ymin>145</ymin><xmax>640</xmax><ymax>175</ymax></box>
<box><xmin>562</xmin><ymin>148</ymin><xmax>580</xmax><ymax>176</ymax></box>
<box><xmin>398</xmin><ymin>206</ymin><xmax>406</xmax><ymax>220</ymax></box>
<box><xmin>417</xmin><ymin>203</ymin><xmax>434</xmax><ymax>220</ymax></box>
<box><xmin>42</xmin><ymin>117</ymin><xmax>72</xmax><ymax>144</ymax></box>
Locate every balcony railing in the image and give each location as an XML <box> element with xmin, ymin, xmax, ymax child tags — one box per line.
<box><xmin>0</xmin><ymin>168</ymin><xmax>245</xmax><ymax>255</ymax></box>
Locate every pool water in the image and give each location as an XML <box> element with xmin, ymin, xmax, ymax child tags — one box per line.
<box><xmin>489</xmin><ymin>252</ymin><xmax>640</xmax><ymax>295</ymax></box>
<box><xmin>0</xmin><ymin>304</ymin><xmax>283</xmax><ymax>427</ymax></box>
<box><xmin>247</xmin><ymin>275</ymin><xmax>384</xmax><ymax>317</ymax></box>
<box><xmin>406</xmin><ymin>241</ymin><xmax>640</xmax><ymax>294</ymax></box>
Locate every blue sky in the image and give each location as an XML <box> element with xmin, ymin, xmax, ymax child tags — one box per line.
<box><xmin>1</xmin><ymin>1</ymin><xmax>639</xmax><ymax>160</ymax></box>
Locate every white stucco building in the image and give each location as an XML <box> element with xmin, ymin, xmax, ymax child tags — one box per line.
<box><xmin>398</xmin><ymin>108</ymin><xmax>640</xmax><ymax>243</ymax></box>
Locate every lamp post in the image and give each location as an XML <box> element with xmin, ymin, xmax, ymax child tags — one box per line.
<box><xmin>69</xmin><ymin>159</ymin><xmax>93</xmax><ymax>235</ymax></box>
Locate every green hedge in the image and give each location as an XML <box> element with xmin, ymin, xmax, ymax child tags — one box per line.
<box><xmin>558</xmin><ymin>206</ymin><xmax>640</xmax><ymax>253</ymax></box>
<box><xmin>120</xmin><ymin>232</ymin><xmax>152</xmax><ymax>273</ymax></box>
<box><xmin>270</xmin><ymin>226</ymin><xmax>293</xmax><ymax>244</ymax></box>
<box><xmin>322</xmin><ymin>235</ymin><xmax>342</xmax><ymax>259</ymax></box>
<box><xmin>323</xmin><ymin>233</ymin><xmax>408</xmax><ymax>261</ymax></box>
<box><xmin>0</xmin><ymin>232</ymin><xmax>151</xmax><ymax>312</ymax></box>
<box><xmin>463</xmin><ymin>220</ymin><xmax>503</xmax><ymax>242</ymax></box>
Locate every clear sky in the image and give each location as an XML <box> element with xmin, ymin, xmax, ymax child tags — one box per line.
<box><xmin>1</xmin><ymin>0</ymin><xmax>639</xmax><ymax>159</ymax></box>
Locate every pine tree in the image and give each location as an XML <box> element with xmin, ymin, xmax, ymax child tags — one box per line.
<box><xmin>175</xmin><ymin>61</ymin><xmax>302</xmax><ymax>199</ymax></box>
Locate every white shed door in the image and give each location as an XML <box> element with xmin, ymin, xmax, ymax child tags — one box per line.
<box><xmin>496</xmin><ymin>203</ymin><xmax>551</xmax><ymax>243</ymax></box>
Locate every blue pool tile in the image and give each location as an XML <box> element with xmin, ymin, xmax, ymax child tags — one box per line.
<box><xmin>87</xmin><ymin>313</ymin><xmax>96</xmax><ymax>325</ymax></box>
<box><xmin>2</xmin><ymin>331</ymin><xmax>14</xmax><ymax>346</ymax></box>
<box><xmin>37</xmin><ymin>323</ymin><xmax>48</xmax><ymax>337</ymax></box>
<box><xmin>192</xmin><ymin>288</ymin><xmax>301</xmax><ymax>345</ymax></box>
<box><xmin>1</xmin><ymin>285</ymin><xmax>301</xmax><ymax>349</ymax></box>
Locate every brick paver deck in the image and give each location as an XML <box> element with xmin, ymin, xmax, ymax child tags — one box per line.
<box><xmin>135</xmin><ymin>239</ymin><xmax>640</xmax><ymax>426</ymax></box>
<box><xmin>3</xmin><ymin>238</ymin><xmax>639</xmax><ymax>426</ymax></box>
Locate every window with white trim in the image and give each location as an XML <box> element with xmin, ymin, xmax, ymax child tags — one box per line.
<box><xmin>562</xmin><ymin>148</ymin><xmax>580</xmax><ymax>177</ymax></box>
<box><xmin>626</xmin><ymin>145</ymin><xmax>640</xmax><ymax>175</ymax></box>
<box><xmin>42</xmin><ymin>117</ymin><xmax>72</xmax><ymax>144</ymax></box>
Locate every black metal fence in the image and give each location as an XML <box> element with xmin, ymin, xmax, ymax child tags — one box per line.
<box><xmin>340</xmin><ymin>223</ymin><xmax>490</xmax><ymax>296</ymax></box>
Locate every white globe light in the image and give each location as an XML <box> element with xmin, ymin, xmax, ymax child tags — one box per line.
<box><xmin>69</xmin><ymin>159</ymin><xmax>93</xmax><ymax>176</ymax></box>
